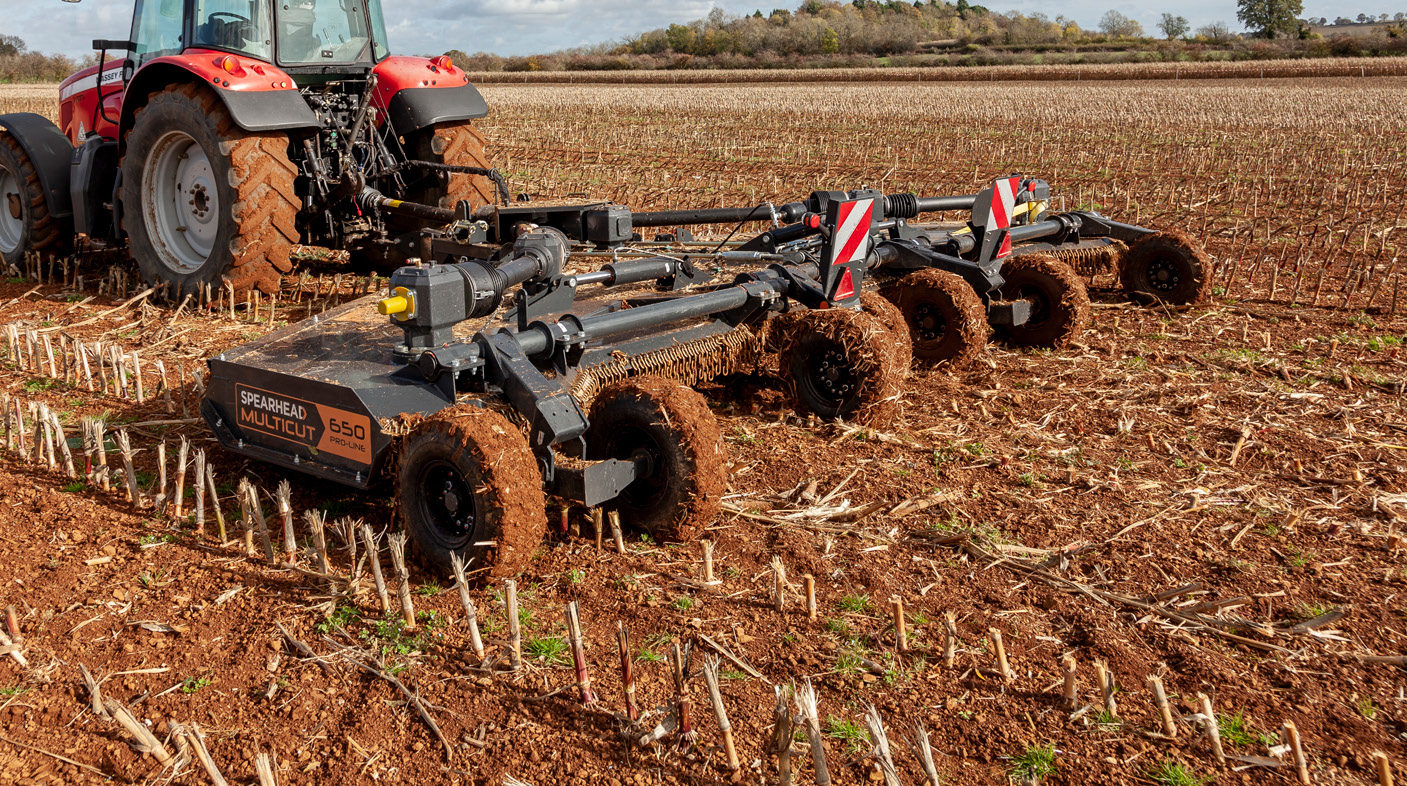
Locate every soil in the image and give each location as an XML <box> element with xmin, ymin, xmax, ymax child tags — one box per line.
<box><xmin>2</xmin><ymin>259</ymin><xmax>1405</xmax><ymax>786</ymax></box>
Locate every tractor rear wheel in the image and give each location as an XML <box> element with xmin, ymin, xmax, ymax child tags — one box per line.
<box><xmin>397</xmin><ymin>406</ymin><xmax>546</xmax><ymax>578</ymax></box>
<box><xmin>859</xmin><ymin>291</ymin><xmax>912</xmax><ymax>372</ymax></box>
<box><xmin>993</xmin><ymin>254</ymin><xmax>1090</xmax><ymax>348</ymax></box>
<box><xmin>1120</xmin><ymin>230</ymin><xmax>1212</xmax><ymax>305</ymax></box>
<box><xmin>585</xmin><ymin>376</ymin><xmax>724</xmax><ymax>543</ymax></box>
<box><xmin>778</xmin><ymin>309</ymin><xmax>905</xmax><ymax>425</ymax></box>
<box><xmin>0</xmin><ymin>134</ymin><xmax>66</xmax><ymax>268</ymax></box>
<box><xmin>412</xmin><ymin>120</ymin><xmax>498</xmax><ymax>210</ymax></box>
<box><xmin>881</xmin><ymin>269</ymin><xmax>987</xmax><ymax>369</ymax></box>
<box><xmin>122</xmin><ymin>84</ymin><xmax>299</xmax><ymax>296</ymax></box>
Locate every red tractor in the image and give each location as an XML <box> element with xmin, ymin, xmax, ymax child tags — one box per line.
<box><xmin>0</xmin><ymin>0</ymin><xmax>500</xmax><ymax>294</ymax></box>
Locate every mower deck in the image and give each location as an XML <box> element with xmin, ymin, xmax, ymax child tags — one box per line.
<box><xmin>202</xmin><ymin>289</ymin><xmax>741</xmax><ymax>490</ymax></box>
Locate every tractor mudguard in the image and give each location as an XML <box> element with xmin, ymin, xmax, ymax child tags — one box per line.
<box><xmin>385</xmin><ymin>85</ymin><xmax>488</xmax><ymax>136</ymax></box>
<box><xmin>122</xmin><ymin>55</ymin><xmax>319</xmax><ymax>135</ymax></box>
<box><xmin>215</xmin><ymin>88</ymin><xmax>322</xmax><ymax>132</ymax></box>
<box><xmin>0</xmin><ymin>113</ymin><xmax>74</xmax><ymax>221</ymax></box>
<box><xmin>372</xmin><ymin>56</ymin><xmax>487</xmax><ymax>135</ymax></box>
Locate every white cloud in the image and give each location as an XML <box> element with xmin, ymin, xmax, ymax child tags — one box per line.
<box><xmin>9</xmin><ymin>0</ymin><xmax>1407</xmax><ymax>61</ymax></box>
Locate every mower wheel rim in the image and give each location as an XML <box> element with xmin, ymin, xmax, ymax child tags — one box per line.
<box><xmin>1146</xmin><ymin>257</ymin><xmax>1181</xmax><ymax>292</ymax></box>
<box><xmin>143</xmin><ymin>131</ymin><xmax>218</xmax><ymax>274</ymax></box>
<box><xmin>415</xmin><ymin>458</ymin><xmax>479</xmax><ymax>546</ymax></box>
<box><xmin>911</xmin><ymin>301</ymin><xmax>948</xmax><ymax>343</ymax></box>
<box><xmin>0</xmin><ymin>167</ymin><xmax>23</xmax><ymax>254</ymax></box>
<box><xmin>802</xmin><ymin>342</ymin><xmax>858</xmax><ymax>408</ymax></box>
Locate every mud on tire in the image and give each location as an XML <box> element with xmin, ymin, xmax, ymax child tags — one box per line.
<box><xmin>396</xmin><ymin>406</ymin><xmax>546</xmax><ymax>579</ymax></box>
<box><xmin>994</xmin><ymin>253</ymin><xmax>1091</xmax><ymax>349</ymax></box>
<box><xmin>777</xmin><ymin>308</ymin><xmax>905</xmax><ymax>425</ymax></box>
<box><xmin>122</xmin><ymin>83</ymin><xmax>299</xmax><ymax>296</ymax></box>
<box><xmin>586</xmin><ymin>376</ymin><xmax>724</xmax><ymax>543</ymax></box>
<box><xmin>1120</xmin><ymin>230</ymin><xmax>1213</xmax><ymax>305</ymax></box>
<box><xmin>0</xmin><ymin>133</ymin><xmax>67</xmax><ymax>268</ymax></box>
<box><xmin>881</xmin><ymin>268</ymin><xmax>987</xmax><ymax>369</ymax></box>
<box><xmin>859</xmin><ymin>291</ymin><xmax>913</xmax><ymax>373</ymax></box>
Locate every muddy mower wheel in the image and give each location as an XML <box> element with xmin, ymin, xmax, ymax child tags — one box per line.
<box><xmin>858</xmin><ymin>291</ymin><xmax>913</xmax><ymax>371</ymax></box>
<box><xmin>779</xmin><ymin>309</ymin><xmax>905</xmax><ymax>425</ymax></box>
<box><xmin>0</xmin><ymin>134</ymin><xmax>66</xmax><ymax>268</ymax></box>
<box><xmin>881</xmin><ymin>268</ymin><xmax>987</xmax><ymax>369</ymax></box>
<box><xmin>993</xmin><ymin>254</ymin><xmax>1091</xmax><ymax>349</ymax></box>
<box><xmin>586</xmin><ymin>376</ymin><xmax>724</xmax><ymax>543</ymax></box>
<box><xmin>1121</xmin><ymin>230</ymin><xmax>1213</xmax><ymax>305</ymax></box>
<box><xmin>397</xmin><ymin>406</ymin><xmax>546</xmax><ymax>578</ymax></box>
<box><xmin>122</xmin><ymin>84</ymin><xmax>299</xmax><ymax>296</ymax></box>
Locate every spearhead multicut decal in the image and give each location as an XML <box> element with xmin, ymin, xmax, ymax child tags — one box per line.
<box><xmin>236</xmin><ymin>384</ymin><xmax>372</xmax><ymax>463</ymax></box>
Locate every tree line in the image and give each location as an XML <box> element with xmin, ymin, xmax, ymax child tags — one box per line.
<box><xmin>448</xmin><ymin>0</ymin><xmax>1406</xmax><ymax>72</ymax></box>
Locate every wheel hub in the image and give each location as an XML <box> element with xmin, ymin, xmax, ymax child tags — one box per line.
<box><xmin>912</xmin><ymin>302</ymin><xmax>947</xmax><ymax>342</ymax></box>
<box><xmin>418</xmin><ymin>460</ymin><xmax>477</xmax><ymax>541</ymax></box>
<box><xmin>143</xmin><ymin>131</ymin><xmax>219</xmax><ymax>274</ymax></box>
<box><xmin>0</xmin><ymin>168</ymin><xmax>23</xmax><ymax>254</ymax></box>
<box><xmin>1147</xmin><ymin>258</ymin><xmax>1180</xmax><ymax>292</ymax></box>
<box><xmin>808</xmin><ymin>346</ymin><xmax>857</xmax><ymax>402</ymax></box>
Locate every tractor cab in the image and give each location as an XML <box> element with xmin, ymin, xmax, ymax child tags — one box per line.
<box><xmin>131</xmin><ymin>0</ymin><xmax>391</xmax><ymax>75</ymax></box>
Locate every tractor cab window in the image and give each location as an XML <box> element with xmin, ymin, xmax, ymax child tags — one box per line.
<box><xmin>192</xmin><ymin>0</ymin><xmax>274</xmax><ymax>61</ymax></box>
<box><xmin>276</xmin><ymin>0</ymin><xmax>373</xmax><ymax>65</ymax></box>
<box><xmin>130</xmin><ymin>0</ymin><xmax>186</xmax><ymax>67</ymax></box>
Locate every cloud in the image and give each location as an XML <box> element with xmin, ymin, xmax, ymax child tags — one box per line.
<box><xmin>12</xmin><ymin>0</ymin><xmax>1407</xmax><ymax>61</ymax></box>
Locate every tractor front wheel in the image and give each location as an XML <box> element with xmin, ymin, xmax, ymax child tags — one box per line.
<box><xmin>1120</xmin><ymin>230</ymin><xmax>1212</xmax><ymax>305</ymax></box>
<box><xmin>585</xmin><ymin>376</ymin><xmax>724</xmax><ymax>543</ymax></box>
<box><xmin>397</xmin><ymin>406</ymin><xmax>546</xmax><ymax>578</ymax></box>
<box><xmin>0</xmin><ymin>134</ymin><xmax>66</xmax><ymax>268</ymax></box>
<box><xmin>778</xmin><ymin>309</ymin><xmax>905</xmax><ymax>425</ymax></box>
<box><xmin>122</xmin><ymin>84</ymin><xmax>299</xmax><ymax>296</ymax></box>
<box><xmin>993</xmin><ymin>254</ymin><xmax>1091</xmax><ymax>349</ymax></box>
<box><xmin>881</xmin><ymin>268</ymin><xmax>987</xmax><ymax>369</ymax></box>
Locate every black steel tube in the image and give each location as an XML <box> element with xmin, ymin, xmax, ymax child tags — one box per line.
<box><xmin>571</xmin><ymin>270</ymin><xmax>614</xmax><ymax>286</ymax></box>
<box><xmin>602</xmin><ymin>258</ymin><xmax>676</xmax><ymax>286</ymax></box>
<box><xmin>1004</xmin><ymin>220</ymin><xmax>1066</xmax><ymax>244</ymax></box>
<box><xmin>631</xmin><ymin>203</ymin><xmax>805</xmax><ymax>228</ymax></box>
<box><xmin>517</xmin><ymin>285</ymin><xmax>751</xmax><ymax>357</ymax></box>
<box><xmin>915</xmin><ymin>195</ymin><xmax>977</xmax><ymax>213</ymax></box>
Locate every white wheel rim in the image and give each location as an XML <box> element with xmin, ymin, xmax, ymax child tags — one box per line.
<box><xmin>0</xmin><ymin>167</ymin><xmax>24</xmax><ymax>254</ymax></box>
<box><xmin>142</xmin><ymin>131</ymin><xmax>219</xmax><ymax>274</ymax></box>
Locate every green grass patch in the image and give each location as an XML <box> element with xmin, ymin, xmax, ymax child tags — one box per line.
<box><xmin>524</xmin><ymin>636</ymin><xmax>569</xmax><ymax>666</ymax></box>
<box><xmin>1148</xmin><ymin>758</ymin><xmax>1211</xmax><ymax>785</ymax></box>
<box><xmin>1010</xmin><ymin>743</ymin><xmax>1057</xmax><ymax>781</ymax></box>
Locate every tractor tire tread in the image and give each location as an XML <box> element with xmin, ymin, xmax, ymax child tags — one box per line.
<box><xmin>123</xmin><ymin>83</ymin><xmax>298</xmax><ymax>296</ymax></box>
<box><xmin>431</xmin><ymin>120</ymin><xmax>497</xmax><ymax>209</ymax></box>
<box><xmin>0</xmin><ymin>133</ymin><xmax>63</xmax><ymax>258</ymax></box>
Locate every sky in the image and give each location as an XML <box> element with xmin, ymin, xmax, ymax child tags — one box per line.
<box><xmin>4</xmin><ymin>0</ymin><xmax>1404</xmax><ymax>59</ymax></box>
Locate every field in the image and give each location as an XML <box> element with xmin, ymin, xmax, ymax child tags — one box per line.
<box><xmin>1</xmin><ymin>73</ymin><xmax>1406</xmax><ymax>786</ymax></box>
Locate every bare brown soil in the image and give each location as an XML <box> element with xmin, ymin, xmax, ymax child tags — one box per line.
<box><xmin>2</xmin><ymin>76</ymin><xmax>1406</xmax><ymax>786</ymax></box>
<box><xmin>0</xmin><ymin>267</ymin><xmax>1404</xmax><ymax>786</ymax></box>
